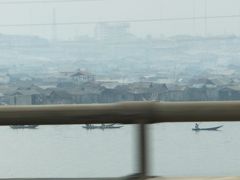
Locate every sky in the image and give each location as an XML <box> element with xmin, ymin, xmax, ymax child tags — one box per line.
<box><xmin>0</xmin><ymin>0</ymin><xmax>239</xmax><ymax>40</ymax></box>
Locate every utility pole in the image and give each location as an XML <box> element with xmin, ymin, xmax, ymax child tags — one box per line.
<box><xmin>192</xmin><ymin>0</ymin><xmax>196</xmax><ymax>36</ymax></box>
<box><xmin>52</xmin><ymin>8</ymin><xmax>57</xmax><ymax>41</ymax></box>
<box><xmin>204</xmin><ymin>0</ymin><xmax>207</xmax><ymax>37</ymax></box>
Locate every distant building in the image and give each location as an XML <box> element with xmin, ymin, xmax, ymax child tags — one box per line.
<box><xmin>58</xmin><ymin>69</ymin><xmax>95</xmax><ymax>85</ymax></box>
<box><xmin>6</xmin><ymin>85</ymin><xmax>44</xmax><ymax>105</ymax></box>
<box><xmin>189</xmin><ymin>78</ymin><xmax>216</xmax><ymax>88</ymax></box>
<box><xmin>218</xmin><ymin>86</ymin><xmax>240</xmax><ymax>100</ymax></box>
<box><xmin>70</xmin><ymin>70</ymin><xmax>95</xmax><ymax>83</ymax></box>
<box><xmin>95</xmin><ymin>23</ymin><xmax>131</xmax><ymax>41</ymax></box>
<box><xmin>45</xmin><ymin>89</ymin><xmax>73</xmax><ymax>104</ymax></box>
<box><xmin>9</xmin><ymin>91</ymin><xmax>33</xmax><ymax>105</ymax></box>
<box><xmin>100</xmin><ymin>82</ymin><xmax>168</xmax><ymax>102</ymax></box>
<box><xmin>0</xmin><ymin>34</ymin><xmax>48</xmax><ymax>47</ymax></box>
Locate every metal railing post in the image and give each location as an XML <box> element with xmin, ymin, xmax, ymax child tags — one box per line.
<box><xmin>138</xmin><ymin>122</ymin><xmax>148</xmax><ymax>179</ymax></box>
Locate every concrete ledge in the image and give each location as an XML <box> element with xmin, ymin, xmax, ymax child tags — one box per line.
<box><xmin>0</xmin><ymin>177</ymin><xmax>239</xmax><ymax>180</ymax></box>
<box><xmin>150</xmin><ymin>177</ymin><xmax>240</xmax><ymax>180</ymax></box>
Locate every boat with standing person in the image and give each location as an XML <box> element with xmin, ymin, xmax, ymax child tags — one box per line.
<box><xmin>192</xmin><ymin>123</ymin><xmax>223</xmax><ymax>131</ymax></box>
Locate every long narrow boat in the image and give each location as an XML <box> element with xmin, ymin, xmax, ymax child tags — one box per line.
<box><xmin>83</xmin><ymin>124</ymin><xmax>123</xmax><ymax>130</ymax></box>
<box><xmin>192</xmin><ymin>125</ymin><xmax>223</xmax><ymax>131</ymax></box>
<box><xmin>10</xmin><ymin>125</ymin><xmax>39</xmax><ymax>129</ymax></box>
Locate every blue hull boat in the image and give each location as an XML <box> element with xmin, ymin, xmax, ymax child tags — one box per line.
<box><xmin>192</xmin><ymin>125</ymin><xmax>223</xmax><ymax>131</ymax></box>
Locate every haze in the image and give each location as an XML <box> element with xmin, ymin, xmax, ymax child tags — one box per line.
<box><xmin>0</xmin><ymin>0</ymin><xmax>239</xmax><ymax>40</ymax></box>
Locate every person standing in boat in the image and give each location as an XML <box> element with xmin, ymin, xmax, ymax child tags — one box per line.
<box><xmin>195</xmin><ymin>123</ymin><xmax>199</xmax><ymax>129</ymax></box>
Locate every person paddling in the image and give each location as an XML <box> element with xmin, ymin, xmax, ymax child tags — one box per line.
<box><xmin>195</xmin><ymin>123</ymin><xmax>199</xmax><ymax>129</ymax></box>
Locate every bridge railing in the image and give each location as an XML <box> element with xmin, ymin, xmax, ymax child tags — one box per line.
<box><xmin>1</xmin><ymin>101</ymin><xmax>240</xmax><ymax>179</ymax></box>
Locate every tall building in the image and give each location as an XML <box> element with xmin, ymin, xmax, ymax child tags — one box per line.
<box><xmin>94</xmin><ymin>23</ymin><xmax>130</xmax><ymax>41</ymax></box>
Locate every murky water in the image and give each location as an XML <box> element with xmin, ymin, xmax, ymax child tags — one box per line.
<box><xmin>0</xmin><ymin>122</ymin><xmax>239</xmax><ymax>178</ymax></box>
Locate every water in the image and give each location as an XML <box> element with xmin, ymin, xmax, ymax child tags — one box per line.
<box><xmin>150</xmin><ymin>122</ymin><xmax>240</xmax><ymax>176</ymax></box>
<box><xmin>0</xmin><ymin>122</ymin><xmax>239</xmax><ymax>178</ymax></box>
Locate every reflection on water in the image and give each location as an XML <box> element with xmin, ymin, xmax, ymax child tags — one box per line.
<box><xmin>0</xmin><ymin>122</ymin><xmax>240</xmax><ymax>178</ymax></box>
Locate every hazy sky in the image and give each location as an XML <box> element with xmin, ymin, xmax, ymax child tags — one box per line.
<box><xmin>0</xmin><ymin>0</ymin><xmax>240</xmax><ymax>40</ymax></box>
